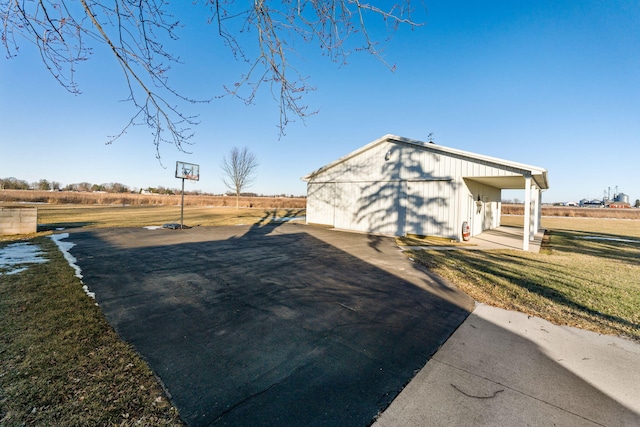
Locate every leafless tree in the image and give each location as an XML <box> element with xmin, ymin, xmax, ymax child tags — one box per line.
<box><xmin>1</xmin><ymin>1</ymin><xmax>422</xmax><ymax>158</ymax></box>
<box><xmin>221</xmin><ymin>146</ymin><xmax>258</xmax><ymax>209</ymax></box>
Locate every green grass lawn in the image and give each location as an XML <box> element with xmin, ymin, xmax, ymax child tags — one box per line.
<box><xmin>0</xmin><ymin>236</ymin><xmax>184</xmax><ymax>426</ymax></box>
<box><xmin>408</xmin><ymin>217</ymin><xmax>640</xmax><ymax>341</ymax></box>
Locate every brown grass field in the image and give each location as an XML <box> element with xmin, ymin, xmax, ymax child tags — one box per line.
<box><xmin>502</xmin><ymin>215</ymin><xmax>640</xmax><ymax>238</ymax></box>
<box><xmin>0</xmin><ymin>189</ymin><xmax>306</xmax><ymax>209</ymax></box>
<box><xmin>502</xmin><ymin>203</ymin><xmax>640</xmax><ymax>219</ymax></box>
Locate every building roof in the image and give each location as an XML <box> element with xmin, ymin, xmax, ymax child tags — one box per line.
<box><xmin>302</xmin><ymin>134</ymin><xmax>549</xmax><ymax>190</ymax></box>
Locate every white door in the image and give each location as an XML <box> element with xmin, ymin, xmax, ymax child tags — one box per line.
<box><xmin>307</xmin><ymin>182</ymin><xmax>335</xmax><ymax>226</ymax></box>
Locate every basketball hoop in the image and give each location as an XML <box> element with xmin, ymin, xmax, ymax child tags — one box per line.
<box><xmin>175</xmin><ymin>161</ymin><xmax>200</xmax><ymax>229</ymax></box>
<box><xmin>175</xmin><ymin>161</ymin><xmax>200</xmax><ymax>181</ymax></box>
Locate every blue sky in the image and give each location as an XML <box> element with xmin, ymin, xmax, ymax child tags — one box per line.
<box><xmin>1</xmin><ymin>1</ymin><xmax>639</xmax><ymax>203</ymax></box>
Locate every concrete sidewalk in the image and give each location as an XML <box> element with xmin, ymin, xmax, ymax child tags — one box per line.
<box><xmin>374</xmin><ymin>303</ymin><xmax>640</xmax><ymax>426</ymax></box>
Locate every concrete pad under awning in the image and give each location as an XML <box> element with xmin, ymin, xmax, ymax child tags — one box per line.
<box><xmin>466</xmin><ymin>226</ymin><xmax>545</xmax><ymax>252</ymax></box>
<box><xmin>398</xmin><ymin>226</ymin><xmax>545</xmax><ymax>253</ymax></box>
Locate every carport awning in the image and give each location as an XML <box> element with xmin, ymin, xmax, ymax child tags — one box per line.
<box><xmin>464</xmin><ymin>174</ymin><xmax>548</xmax><ymax>190</ymax></box>
<box><xmin>464</xmin><ymin>170</ymin><xmax>548</xmax><ymax>252</ymax></box>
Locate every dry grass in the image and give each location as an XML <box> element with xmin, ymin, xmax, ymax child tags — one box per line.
<box><xmin>38</xmin><ymin>205</ymin><xmax>304</xmax><ymax>229</ymax></box>
<box><xmin>396</xmin><ymin>234</ymin><xmax>475</xmax><ymax>247</ymax></box>
<box><xmin>409</xmin><ymin>215</ymin><xmax>640</xmax><ymax>341</ymax></box>
<box><xmin>0</xmin><ymin>237</ymin><xmax>184</xmax><ymax>425</ymax></box>
<box><xmin>502</xmin><ymin>204</ymin><xmax>640</xmax><ymax>219</ymax></box>
<box><xmin>0</xmin><ymin>204</ymin><xmax>306</xmax><ymax>234</ymax></box>
<box><xmin>502</xmin><ymin>214</ymin><xmax>640</xmax><ymax>238</ymax></box>
<box><xmin>0</xmin><ymin>190</ymin><xmax>306</xmax><ymax>209</ymax></box>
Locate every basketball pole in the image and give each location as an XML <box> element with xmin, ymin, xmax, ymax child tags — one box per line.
<box><xmin>180</xmin><ymin>177</ymin><xmax>185</xmax><ymax>229</ymax></box>
<box><xmin>175</xmin><ymin>161</ymin><xmax>198</xmax><ymax>230</ymax></box>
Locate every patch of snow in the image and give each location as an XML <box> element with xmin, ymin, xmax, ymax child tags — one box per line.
<box><xmin>143</xmin><ymin>226</ymin><xmax>163</xmax><ymax>230</ymax></box>
<box><xmin>49</xmin><ymin>234</ymin><xmax>96</xmax><ymax>301</ymax></box>
<box><xmin>82</xmin><ymin>285</ymin><xmax>95</xmax><ymax>299</ymax></box>
<box><xmin>273</xmin><ymin>216</ymin><xmax>306</xmax><ymax>222</ymax></box>
<box><xmin>6</xmin><ymin>267</ymin><xmax>29</xmax><ymax>276</ymax></box>
<box><xmin>49</xmin><ymin>234</ymin><xmax>82</xmax><ymax>280</ymax></box>
<box><xmin>581</xmin><ymin>236</ymin><xmax>639</xmax><ymax>244</ymax></box>
<box><xmin>0</xmin><ymin>242</ymin><xmax>48</xmax><ymax>275</ymax></box>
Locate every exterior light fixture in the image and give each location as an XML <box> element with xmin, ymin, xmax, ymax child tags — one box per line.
<box><xmin>385</xmin><ymin>150</ymin><xmax>392</xmax><ymax>161</ymax></box>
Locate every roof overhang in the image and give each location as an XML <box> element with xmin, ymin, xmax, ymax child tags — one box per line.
<box><xmin>302</xmin><ymin>134</ymin><xmax>549</xmax><ymax>190</ymax></box>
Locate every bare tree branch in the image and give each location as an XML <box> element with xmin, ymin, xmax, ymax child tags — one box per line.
<box><xmin>2</xmin><ymin>1</ymin><xmax>423</xmax><ymax>156</ymax></box>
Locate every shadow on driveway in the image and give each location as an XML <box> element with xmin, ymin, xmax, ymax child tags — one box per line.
<box><xmin>65</xmin><ymin>222</ymin><xmax>473</xmax><ymax>426</ymax></box>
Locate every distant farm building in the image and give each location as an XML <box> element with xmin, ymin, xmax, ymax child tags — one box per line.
<box><xmin>580</xmin><ymin>191</ymin><xmax>631</xmax><ymax>208</ymax></box>
<box><xmin>609</xmin><ymin>192</ymin><xmax>631</xmax><ymax>208</ymax></box>
<box><xmin>580</xmin><ymin>199</ymin><xmax>604</xmax><ymax>208</ymax></box>
<box><xmin>303</xmin><ymin>135</ymin><xmax>549</xmax><ymax>251</ymax></box>
<box><xmin>608</xmin><ymin>202</ymin><xmax>631</xmax><ymax>209</ymax></box>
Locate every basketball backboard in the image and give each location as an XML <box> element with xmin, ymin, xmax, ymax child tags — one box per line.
<box><xmin>175</xmin><ymin>161</ymin><xmax>200</xmax><ymax>181</ymax></box>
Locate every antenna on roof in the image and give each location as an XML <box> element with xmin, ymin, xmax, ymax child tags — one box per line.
<box><xmin>427</xmin><ymin>132</ymin><xmax>434</xmax><ymax>143</ymax></box>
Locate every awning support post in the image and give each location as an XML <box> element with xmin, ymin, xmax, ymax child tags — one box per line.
<box><xmin>532</xmin><ymin>184</ymin><xmax>539</xmax><ymax>238</ymax></box>
<box><xmin>537</xmin><ymin>189</ymin><xmax>543</xmax><ymax>233</ymax></box>
<box><xmin>523</xmin><ymin>176</ymin><xmax>531</xmax><ymax>251</ymax></box>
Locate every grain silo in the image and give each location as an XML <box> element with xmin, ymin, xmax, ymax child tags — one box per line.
<box><xmin>614</xmin><ymin>193</ymin><xmax>629</xmax><ymax>204</ymax></box>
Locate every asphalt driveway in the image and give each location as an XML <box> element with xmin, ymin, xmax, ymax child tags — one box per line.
<box><xmin>64</xmin><ymin>222</ymin><xmax>473</xmax><ymax>426</ymax></box>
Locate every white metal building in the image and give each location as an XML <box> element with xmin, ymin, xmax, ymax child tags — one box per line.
<box><xmin>302</xmin><ymin>135</ymin><xmax>549</xmax><ymax>250</ymax></box>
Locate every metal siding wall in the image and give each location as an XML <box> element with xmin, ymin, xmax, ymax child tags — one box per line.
<box><xmin>405</xmin><ymin>182</ymin><xmax>421</xmax><ymax>235</ymax></box>
<box><xmin>306</xmin><ymin>140</ymin><xmax>523</xmax><ymax>237</ymax></box>
<box><xmin>322</xmin><ymin>141</ymin><xmax>397</xmax><ymax>182</ymax></box>
<box><xmin>442</xmin><ymin>155</ymin><xmax>454</xmax><ymax>178</ymax></box>
<box><xmin>402</xmin><ymin>149</ymin><xmax>458</xmax><ymax>234</ymax></box>
<box><xmin>489</xmin><ymin>188</ymin><xmax>501</xmax><ymax>229</ymax></box>
<box><xmin>460</xmin><ymin>180</ymin><xmax>472</xmax><ymax>240</ymax></box>
<box><xmin>464</xmin><ymin>180</ymin><xmax>502</xmax><ymax>235</ymax></box>
<box><xmin>405</xmin><ymin>181</ymin><xmax>457</xmax><ymax>238</ymax></box>
<box><xmin>333</xmin><ymin>181</ymin><xmax>405</xmax><ymax>235</ymax></box>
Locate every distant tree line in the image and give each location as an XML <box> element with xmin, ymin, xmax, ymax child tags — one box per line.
<box><xmin>0</xmin><ymin>177</ymin><xmax>179</xmax><ymax>194</ymax></box>
<box><xmin>0</xmin><ymin>177</ymin><xmax>50</xmax><ymax>190</ymax></box>
<box><xmin>1</xmin><ymin>177</ymin><xmax>304</xmax><ymax>198</ymax></box>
